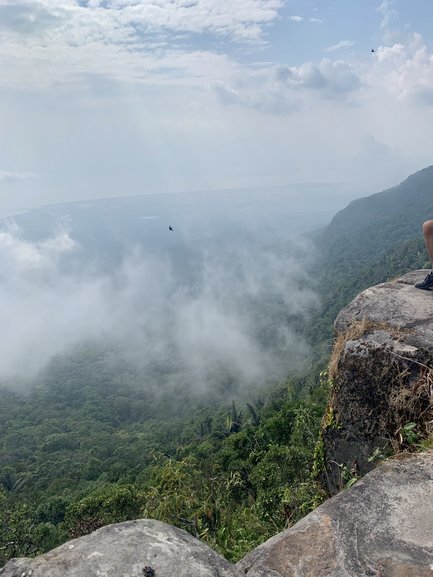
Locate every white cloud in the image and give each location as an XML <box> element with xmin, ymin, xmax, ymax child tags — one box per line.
<box><xmin>289</xmin><ymin>15</ymin><xmax>303</xmax><ymax>22</ymax></box>
<box><xmin>0</xmin><ymin>0</ymin><xmax>284</xmax><ymax>46</ymax></box>
<box><xmin>213</xmin><ymin>29</ymin><xmax>433</xmax><ymax>117</ymax></box>
<box><xmin>213</xmin><ymin>57</ymin><xmax>361</xmax><ymax>114</ymax></box>
<box><xmin>213</xmin><ymin>82</ymin><xmax>299</xmax><ymax>115</ymax></box>
<box><xmin>377</xmin><ymin>0</ymin><xmax>400</xmax><ymax>44</ymax></box>
<box><xmin>325</xmin><ymin>40</ymin><xmax>355</xmax><ymax>52</ymax></box>
<box><xmin>378</xmin><ymin>0</ymin><xmax>396</xmax><ymax>31</ymax></box>
<box><xmin>0</xmin><ymin>223</ymin><xmax>75</xmax><ymax>273</ymax></box>
<box><xmin>0</xmin><ymin>0</ymin><xmax>284</xmax><ymax>91</ymax></box>
<box><xmin>0</xmin><ymin>223</ymin><xmax>316</xmax><ymax>389</ymax></box>
<box><xmin>367</xmin><ymin>33</ymin><xmax>433</xmax><ymax>106</ymax></box>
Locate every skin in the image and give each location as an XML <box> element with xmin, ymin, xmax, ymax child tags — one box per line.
<box><xmin>423</xmin><ymin>220</ymin><xmax>433</xmax><ymax>268</ymax></box>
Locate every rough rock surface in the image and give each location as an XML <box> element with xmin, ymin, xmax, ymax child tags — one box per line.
<box><xmin>237</xmin><ymin>450</ymin><xmax>433</xmax><ymax>577</ymax></box>
<box><xmin>334</xmin><ymin>271</ymin><xmax>433</xmax><ymax>345</ymax></box>
<box><xmin>322</xmin><ymin>270</ymin><xmax>433</xmax><ymax>495</ymax></box>
<box><xmin>0</xmin><ymin>519</ymin><xmax>240</xmax><ymax>577</ymax></box>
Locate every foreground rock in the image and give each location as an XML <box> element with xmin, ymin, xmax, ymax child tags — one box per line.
<box><xmin>237</xmin><ymin>450</ymin><xmax>433</xmax><ymax>577</ymax></box>
<box><xmin>3</xmin><ymin>453</ymin><xmax>433</xmax><ymax>577</ymax></box>
<box><xmin>322</xmin><ymin>270</ymin><xmax>433</xmax><ymax>495</ymax></box>
<box><xmin>0</xmin><ymin>519</ymin><xmax>240</xmax><ymax>577</ymax></box>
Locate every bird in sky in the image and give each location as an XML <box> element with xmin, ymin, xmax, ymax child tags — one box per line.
<box><xmin>371</xmin><ymin>48</ymin><xmax>376</xmax><ymax>53</ymax></box>
<box><xmin>169</xmin><ymin>225</ymin><xmax>174</xmax><ymax>231</ymax></box>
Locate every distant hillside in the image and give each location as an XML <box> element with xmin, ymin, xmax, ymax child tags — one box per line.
<box><xmin>313</xmin><ymin>165</ymin><xmax>433</xmax><ymax>346</ymax></box>
<box><xmin>322</xmin><ymin>165</ymin><xmax>433</xmax><ymax>265</ymax></box>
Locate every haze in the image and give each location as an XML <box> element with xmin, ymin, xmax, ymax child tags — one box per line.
<box><xmin>0</xmin><ymin>191</ymin><xmax>320</xmax><ymax>396</ymax></box>
<box><xmin>1</xmin><ymin>1</ymin><xmax>433</xmax><ymax>213</ymax></box>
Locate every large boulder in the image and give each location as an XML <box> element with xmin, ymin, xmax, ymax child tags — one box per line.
<box><xmin>0</xmin><ymin>519</ymin><xmax>240</xmax><ymax>577</ymax></box>
<box><xmin>237</xmin><ymin>449</ymin><xmax>433</xmax><ymax>577</ymax></box>
<box><xmin>321</xmin><ymin>271</ymin><xmax>433</xmax><ymax>495</ymax></box>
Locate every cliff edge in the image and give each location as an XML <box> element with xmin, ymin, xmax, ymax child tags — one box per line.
<box><xmin>322</xmin><ymin>270</ymin><xmax>433</xmax><ymax>495</ymax></box>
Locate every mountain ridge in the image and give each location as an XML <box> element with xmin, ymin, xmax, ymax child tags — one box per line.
<box><xmin>326</xmin><ymin>164</ymin><xmax>433</xmax><ymax>235</ymax></box>
<box><xmin>313</xmin><ymin>164</ymin><xmax>433</xmax><ymax>345</ymax></box>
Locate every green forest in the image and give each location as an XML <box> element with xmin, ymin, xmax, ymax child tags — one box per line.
<box><xmin>2</xmin><ymin>166</ymin><xmax>433</xmax><ymax>567</ymax></box>
<box><xmin>0</xmin><ymin>353</ymin><xmax>328</xmax><ymax>564</ymax></box>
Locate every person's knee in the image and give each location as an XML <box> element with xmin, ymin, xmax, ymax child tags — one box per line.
<box><xmin>423</xmin><ymin>220</ymin><xmax>433</xmax><ymax>237</ymax></box>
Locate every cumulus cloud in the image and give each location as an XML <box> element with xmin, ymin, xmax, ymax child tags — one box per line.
<box><xmin>367</xmin><ymin>33</ymin><xmax>433</xmax><ymax>106</ymax></box>
<box><xmin>289</xmin><ymin>15</ymin><xmax>303</xmax><ymax>22</ymax></box>
<box><xmin>0</xmin><ymin>223</ymin><xmax>317</xmax><ymax>394</ymax></box>
<box><xmin>291</xmin><ymin>59</ymin><xmax>360</xmax><ymax>95</ymax></box>
<box><xmin>212</xmin><ymin>79</ymin><xmax>299</xmax><ymax>115</ymax></box>
<box><xmin>210</xmin><ymin>6</ymin><xmax>433</xmax><ymax>119</ymax></box>
<box><xmin>213</xmin><ymin>57</ymin><xmax>361</xmax><ymax>114</ymax></box>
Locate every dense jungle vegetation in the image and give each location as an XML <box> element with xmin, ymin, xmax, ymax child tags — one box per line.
<box><xmin>1</xmin><ymin>165</ymin><xmax>433</xmax><ymax>566</ymax></box>
<box><xmin>0</xmin><ymin>354</ymin><xmax>327</xmax><ymax>565</ymax></box>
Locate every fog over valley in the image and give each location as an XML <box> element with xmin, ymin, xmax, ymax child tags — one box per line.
<box><xmin>0</xmin><ymin>187</ymin><xmax>329</xmax><ymax>398</ymax></box>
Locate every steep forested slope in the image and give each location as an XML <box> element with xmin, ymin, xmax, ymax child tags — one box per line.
<box><xmin>313</xmin><ymin>165</ymin><xmax>433</xmax><ymax>345</ymax></box>
<box><xmin>324</xmin><ymin>164</ymin><xmax>433</xmax><ymax>249</ymax></box>
<box><xmin>0</xmin><ymin>353</ymin><xmax>326</xmax><ymax>565</ymax></box>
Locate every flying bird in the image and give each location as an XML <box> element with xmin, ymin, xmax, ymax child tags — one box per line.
<box><xmin>371</xmin><ymin>48</ymin><xmax>376</xmax><ymax>53</ymax></box>
<box><xmin>169</xmin><ymin>225</ymin><xmax>174</xmax><ymax>231</ymax></box>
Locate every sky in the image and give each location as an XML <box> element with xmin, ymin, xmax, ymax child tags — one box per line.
<box><xmin>1</xmin><ymin>0</ymin><xmax>433</xmax><ymax>211</ymax></box>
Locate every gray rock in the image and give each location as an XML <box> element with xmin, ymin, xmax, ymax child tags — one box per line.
<box><xmin>0</xmin><ymin>519</ymin><xmax>240</xmax><ymax>577</ymax></box>
<box><xmin>237</xmin><ymin>450</ymin><xmax>433</xmax><ymax>577</ymax></box>
<box><xmin>322</xmin><ymin>271</ymin><xmax>433</xmax><ymax>494</ymax></box>
<box><xmin>334</xmin><ymin>270</ymin><xmax>433</xmax><ymax>348</ymax></box>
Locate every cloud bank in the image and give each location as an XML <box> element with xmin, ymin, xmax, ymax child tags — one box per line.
<box><xmin>0</xmin><ymin>223</ymin><xmax>318</xmax><ymax>396</ymax></box>
<box><xmin>0</xmin><ymin>0</ymin><xmax>283</xmax><ymax>90</ymax></box>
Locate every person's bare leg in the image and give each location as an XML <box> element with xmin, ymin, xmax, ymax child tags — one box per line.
<box><xmin>423</xmin><ymin>220</ymin><xmax>433</xmax><ymax>268</ymax></box>
<box><xmin>415</xmin><ymin>220</ymin><xmax>433</xmax><ymax>289</ymax></box>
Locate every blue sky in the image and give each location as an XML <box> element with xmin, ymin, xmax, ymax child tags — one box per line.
<box><xmin>1</xmin><ymin>0</ymin><xmax>433</xmax><ymax>211</ymax></box>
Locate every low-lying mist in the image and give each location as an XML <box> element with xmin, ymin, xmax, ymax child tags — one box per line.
<box><xmin>0</xmin><ymin>199</ymin><xmax>320</xmax><ymax>399</ymax></box>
